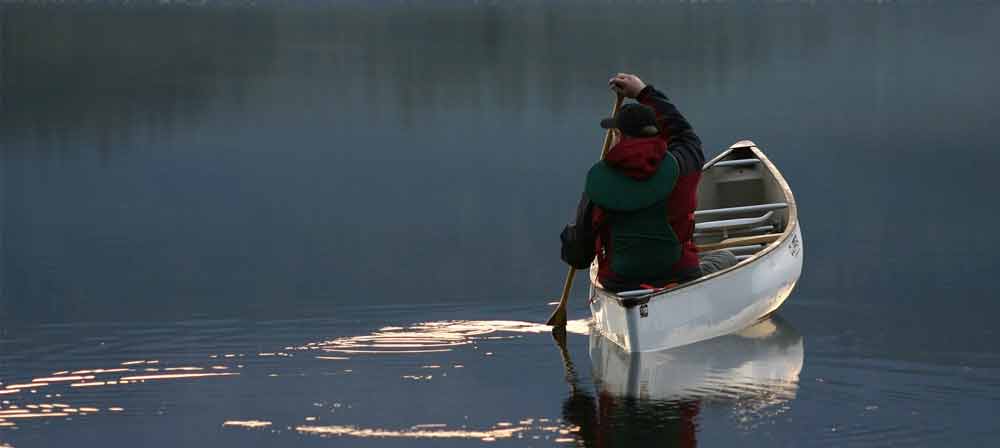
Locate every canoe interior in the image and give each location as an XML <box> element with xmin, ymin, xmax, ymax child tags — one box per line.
<box><xmin>694</xmin><ymin>146</ymin><xmax>791</xmax><ymax>249</ymax></box>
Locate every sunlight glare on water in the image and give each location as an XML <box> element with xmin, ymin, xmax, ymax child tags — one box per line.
<box><xmin>299</xmin><ymin>319</ymin><xmax>590</xmax><ymax>356</ymax></box>
<box><xmin>0</xmin><ymin>357</ymin><xmax>243</xmax><ymax>431</ymax></box>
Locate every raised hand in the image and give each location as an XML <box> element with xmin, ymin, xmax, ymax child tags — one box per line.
<box><xmin>608</xmin><ymin>73</ymin><xmax>647</xmax><ymax>99</ymax></box>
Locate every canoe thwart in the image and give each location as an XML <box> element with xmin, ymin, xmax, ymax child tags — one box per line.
<box><xmin>695</xmin><ymin>211</ymin><xmax>775</xmax><ymax>232</ymax></box>
<box><xmin>696</xmin><ymin>233</ymin><xmax>783</xmax><ymax>252</ymax></box>
<box><xmin>694</xmin><ymin>202</ymin><xmax>788</xmax><ymax>219</ymax></box>
<box><xmin>693</xmin><ymin>225</ymin><xmax>774</xmax><ymax>239</ymax></box>
<box><xmin>709</xmin><ymin>159</ymin><xmax>761</xmax><ymax>169</ymax></box>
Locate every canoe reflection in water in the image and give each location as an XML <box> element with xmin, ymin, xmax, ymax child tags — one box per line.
<box><xmin>560</xmin><ymin>316</ymin><xmax>803</xmax><ymax>446</ymax></box>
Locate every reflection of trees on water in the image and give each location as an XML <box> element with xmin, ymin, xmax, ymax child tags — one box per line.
<box><xmin>323</xmin><ymin>1</ymin><xmax>837</xmax><ymax>123</ymax></box>
<box><xmin>1</xmin><ymin>7</ymin><xmax>8</xmax><ymax>113</ymax></box>
<box><xmin>0</xmin><ymin>2</ymin><xmax>840</xmax><ymax>156</ymax></box>
<box><xmin>0</xmin><ymin>5</ymin><xmax>280</xmax><ymax>154</ymax></box>
<box><xmin>5</xmin><ymin>1</ymin><xmax>986</xmax><ymax>157</ymax></box>
<box><xmin>1</xmin><ymin>7</ymin><xmax>7</xmax><ymax>317</ymax></box>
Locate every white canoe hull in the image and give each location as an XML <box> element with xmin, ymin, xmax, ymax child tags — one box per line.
<box><xmin>589</xmin><ymin>225</ymin><xmax>801</xmax><ymax>352</ymax></box>
<box><xmin>588</xmin><ymin>141</ymin><xmax>803</xmax><ymax>353</ymax></box>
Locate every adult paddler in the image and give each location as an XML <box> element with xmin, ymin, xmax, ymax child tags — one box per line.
<box><xmin>560</xmin><ymin>73</ymin><xmax>735</xmax><ymax>292</ymax></box>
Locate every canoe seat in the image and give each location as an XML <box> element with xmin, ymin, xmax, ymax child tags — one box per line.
<box><xmin>693</xmin><ymin>202</ymin><xmax>788</xmax><ymax>235</ymax></box>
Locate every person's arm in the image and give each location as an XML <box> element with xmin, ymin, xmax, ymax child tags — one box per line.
<box><xmin>636</xmin><ymin>85</ymin><xmax>705</xmax><ymax>175</ymax></box>
<box><xmin>560</xmin><ymin>192</ymin><xmax>596</xmax><ymax>269</ymax></box>
<box><xmin>609</xmin><ymin>73</ymin><xmax>705</xmax><ymax>175</ymax></box>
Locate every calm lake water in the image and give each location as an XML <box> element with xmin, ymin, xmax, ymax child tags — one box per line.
<box><xmin>2</xmin><ymin>1</ymin><xmax>999</xmax><ymax>446</ymax></box>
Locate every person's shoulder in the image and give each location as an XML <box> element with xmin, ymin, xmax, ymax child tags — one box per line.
<box><xmin>667</xmin><ymin>141</ymin><xmax>704</xmax><ymax>175</ymax></box>
<box><xmin>585</xmin><ymin>161</ymin><xmax>677</xmax><ymax>211</ymax></box>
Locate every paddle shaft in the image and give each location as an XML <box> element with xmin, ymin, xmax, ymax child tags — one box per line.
<box><xmin>547</xmin><ymin>94</ymin><xmax>624</xmax><ymax>328</ymax></box>
<box><xmin>553</xmin><ymin>266</ymin><xmax>576</xmax><ymax>320</ymax></box>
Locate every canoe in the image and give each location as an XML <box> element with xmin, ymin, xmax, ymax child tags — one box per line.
<box><xmin>588</xmin><ymin>140</ymin><xmax>803</xmax><ymax>353</ymax></box>
<box><xmin>589</xmin><ymin>316</ymin><xmax>803</xmax><ymax>400</ymax></box>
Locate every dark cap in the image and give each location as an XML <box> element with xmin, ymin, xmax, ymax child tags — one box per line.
<box><xmin>599</xmin><ymin>103</ymin><xmax>659</xmax><ymax>137</ymax></box>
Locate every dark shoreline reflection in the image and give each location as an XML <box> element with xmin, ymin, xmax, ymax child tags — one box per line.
<box><xmin>0</xmin><ymin>5</ymin><xmax>280</xmax><ymax>154</ymax></box>
<box><xmin>0</xmin><ymin>1</ymin><xmax>844</xmax><ymax>157</ymax></box>
<box><xmin>563</xmin><ymin>317</ymin><xmax>803</xmax><ymax>446</ymax></box>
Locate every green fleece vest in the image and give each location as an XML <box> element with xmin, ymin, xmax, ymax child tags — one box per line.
<box><xmin>584</xmin><ymin>155</ymin><xmax>681</xmax><ymax>280</ymax></box>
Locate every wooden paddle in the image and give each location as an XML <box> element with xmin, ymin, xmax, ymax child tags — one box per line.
<box><xmin>547</xmin><ymin>93</ymin><xmax>624</xmax><ymax>328</ymax></box>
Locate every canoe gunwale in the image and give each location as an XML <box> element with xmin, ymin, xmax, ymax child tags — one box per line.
<box><xmin>594</xmin><ymin>140</ymin><xmax>799</xmax><ymax>309</ymax></box>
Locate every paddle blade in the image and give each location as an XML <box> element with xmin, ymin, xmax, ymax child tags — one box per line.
<box><xmin>546</xmin><ymin>266</ymin><xmax>575</xmax><ymax>327</ymax></box>
<box><xmin>546</xmin><ymin>304</ymin><xmax>567</xmax><ymax>327</ymax></box>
